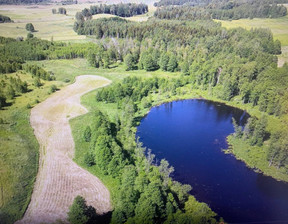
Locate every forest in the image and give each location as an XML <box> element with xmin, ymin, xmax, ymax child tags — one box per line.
<box><xmin>0</xmin><ymin>0</ymin><xmax>49</xmax><ymax>4</ymax></box>
<box><xmin>87</xmin><ymin>3</ymin><xmax>149</xmax><ymax>18</ymax></box>
<box><xmin>154</xmin><ymin>0</ymin><xmax>288</xmax><ymax>19</ymax></box>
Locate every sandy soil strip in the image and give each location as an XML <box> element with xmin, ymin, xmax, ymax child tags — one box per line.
<box><xmin>16</xmin><ymin>75</ymin><xmax>112</xmax><ymax>224</ymax></box>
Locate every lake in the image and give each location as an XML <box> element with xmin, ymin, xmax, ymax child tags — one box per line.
<box><xmin>136</xmin><ymin>99</ymin><xmax>288</xmax><ymax>224</ymax></box>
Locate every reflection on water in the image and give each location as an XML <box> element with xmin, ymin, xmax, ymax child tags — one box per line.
<box><xmin>137</xmin><ymin>99</ymin><xmax>288</xmax><ymax>224</ymax></box>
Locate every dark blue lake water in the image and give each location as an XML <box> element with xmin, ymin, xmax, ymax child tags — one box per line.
<box><xmin>136</xmin><ymin>99</ymin><xmax>288</xmax><ymax>224</ymax></box>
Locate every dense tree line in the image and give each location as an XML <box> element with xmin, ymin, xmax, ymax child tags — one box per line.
<box><xmin>0</xmin><ymin>75</ymin><xmax>28</xmax><ymax>109</ymax></box>
<box><xmin>48</xmin><ymin>43</ymin><xmax>88</xmax><ymax>59</ymax></box>
<box><xmin>0</xmin><ymin>0</ymin><xmax>49</xmax><ymax>4</ymax></box>
<box><xmin>155</xmin><ymin>0</ymin><xmax>288</xmax><ymax>7</ymax></box>
<box><xmin>23</xmin><ymin>64</ymin><xmax>54</xmax><ymax>80</ymax></box>
<box><xmin>0</xmin><ymin>55</ymin><xmax>23</xmax><ymax>74</ymax></box>
<box><xmin>0</xmin><ymin>37</ymin><xmax>50</xmax><ymax>74</ymax></box>
<box><xmin>0</xmin><ymin>37</ymin><xmax>51</xmax><ymax>61</ymax></box>
<box><xmin>76</xmin><ymin>3</ymin><xmax>148</xmax><ymax>23</ymax></box>
<box><xmin>0</xmin><ymin>14</ymin><xmax>13</xmax><ymax>23</ymax></box>
<box><xmin>78</xmin><ymin>82</ymin><xmax>219</xmax><ymax>223</ymax></box>
<box><xmin>0</xmin><ymin>36</ymin><xmax>89</xmax><ymax>73</ymax></box>
<box><xmin>154</xmin><ymin>0</ymin><xmax>287</xmax><ymax>19</ymax></box>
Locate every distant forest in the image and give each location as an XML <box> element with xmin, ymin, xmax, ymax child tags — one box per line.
<box><xmin>155</xmin><ymin>0</ymin><xmax>288</xmax><ymax>7</ymax></box>
<box><xmin>77</xmin><ymin>3</ymin><xmax>148</xmax><ymax>20</ymax></box>
<box><xmin>154</xmin><ymin>0</ymin><xmax>288</xmax><ymax>19</ymax></box>
<box><xmin>0</xmin><ymin>0</ymin><xmax>49</xmax><ymax>4</ymax></box>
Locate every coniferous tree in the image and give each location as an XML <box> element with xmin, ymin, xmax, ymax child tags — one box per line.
<box><xmin>25</xmin><ymin>23</ymin><xmax>35</xmax><ymax>32</ymax></box>
<box><xmin>68</xmin><ymin>196</ymin><xmax>90</xmax><ymax>224</ymax></box>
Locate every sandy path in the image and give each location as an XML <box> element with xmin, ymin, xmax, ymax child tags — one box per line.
<box><xmin>16</xmin><ymin>75</ymin><xmax>112</xmax><ymax>224</ymax></box>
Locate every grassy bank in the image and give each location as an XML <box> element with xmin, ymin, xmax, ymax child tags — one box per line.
<box><xmin>227</xmin><ymin>136</ymin><xmax>288</xmax><ymax>182</ymax></box>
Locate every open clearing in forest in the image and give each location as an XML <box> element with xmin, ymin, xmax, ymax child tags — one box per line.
<box><xmin>16</xmin><ymin>75</ymin><xmax>112</xmax><ymax>224</ymax></box>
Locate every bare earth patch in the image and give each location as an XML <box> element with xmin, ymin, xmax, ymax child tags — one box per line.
<box><xmin>16</xmin><ymin>75</ymin><xmax>112</xmax><ymax>224</ymax></box>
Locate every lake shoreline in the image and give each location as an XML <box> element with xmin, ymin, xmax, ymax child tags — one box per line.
<box><xmin>136</xmin><ymin>93</ymin><xmax>288</xmax><ymax>184</ymax></box>
<box><xmin>137</xmin><ymin>99</ymin><xmax>288</xmax><ymax>223</ymax></box>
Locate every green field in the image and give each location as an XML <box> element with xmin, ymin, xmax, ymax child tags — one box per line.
<box><xmin>0</xmin><ymin>3</ymin><xmax>155</xmax><ymax>42</ymax></box>
<box><xmin>0</xmin><ymin>70</ymin><xmax>69</xmax><ymax>222</ymax></box>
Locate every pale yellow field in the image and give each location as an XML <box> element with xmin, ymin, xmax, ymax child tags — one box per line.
<box><xmin>0</xmin><ymin>1</ymin><xmax>156</xmax><ymax>41</ymax></box>
<box><xmin>0</xmin><ymin>4</ymin><xmax>91</xmax><ymax>41</ymax></box>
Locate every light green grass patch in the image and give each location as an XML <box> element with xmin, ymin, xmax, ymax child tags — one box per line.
<box><xmin>227</xmin><ymin>136</ymin><xmax>288</xmax><ymax>182</ymax></box>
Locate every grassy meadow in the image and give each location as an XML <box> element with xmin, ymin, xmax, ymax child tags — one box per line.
<box><xmin>0</xmin><ymin>4</ymin><xmax>91</xmax><ymax>42</ymax></box>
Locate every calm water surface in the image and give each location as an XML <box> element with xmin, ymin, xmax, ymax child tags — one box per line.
<box><xmin>136</xmin><ymin>99</ymin><xmax>288</xmax><ymax>224</ymax></box>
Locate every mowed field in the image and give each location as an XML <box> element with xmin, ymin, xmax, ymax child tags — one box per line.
<box><xmin>0</xmin><ymin>1</ymin><xmax>156</xmax><ymax>42</ymax></box>
<box><xmin>16</xmin><ymin>75</ymin><xmax>112</xmax><ymax>224</ymax></box>
<box><xmin>215</xmin><ymin>4</ymin><xmax>288</xmax><ymax>66</ymax></box>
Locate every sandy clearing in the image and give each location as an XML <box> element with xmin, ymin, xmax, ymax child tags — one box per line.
<box><xmin>16</xmin><ymin>75</ymin><xmax>112</xmax><ymax>224</ymax></box>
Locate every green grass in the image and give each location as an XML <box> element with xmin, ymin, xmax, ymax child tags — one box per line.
<box><xmin>0</xmin><ymin>71</ymin><xmax>72</xmax><ymax>223</ymax></box>
<box><xmin>0</xmin><ymin>4</ymin><xmax>91</xmax><ymax>42</ymax></box>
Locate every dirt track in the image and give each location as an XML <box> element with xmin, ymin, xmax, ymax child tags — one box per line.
<box><xmin>16</xmin><ymin>75</ymin><xmax>112</xmax><ymax>224</ymax></box>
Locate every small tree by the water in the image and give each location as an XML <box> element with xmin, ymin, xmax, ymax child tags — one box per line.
<box><xmin>83</xmin><ymin>126</ymin><xmax>91</xmax><ymax>142</ymax></box>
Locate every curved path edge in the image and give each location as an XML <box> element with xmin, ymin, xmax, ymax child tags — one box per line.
<box><xmin>16</xmin><ymin>75</ymin><xmax>112</xmax><ymax>224</ymax></box>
